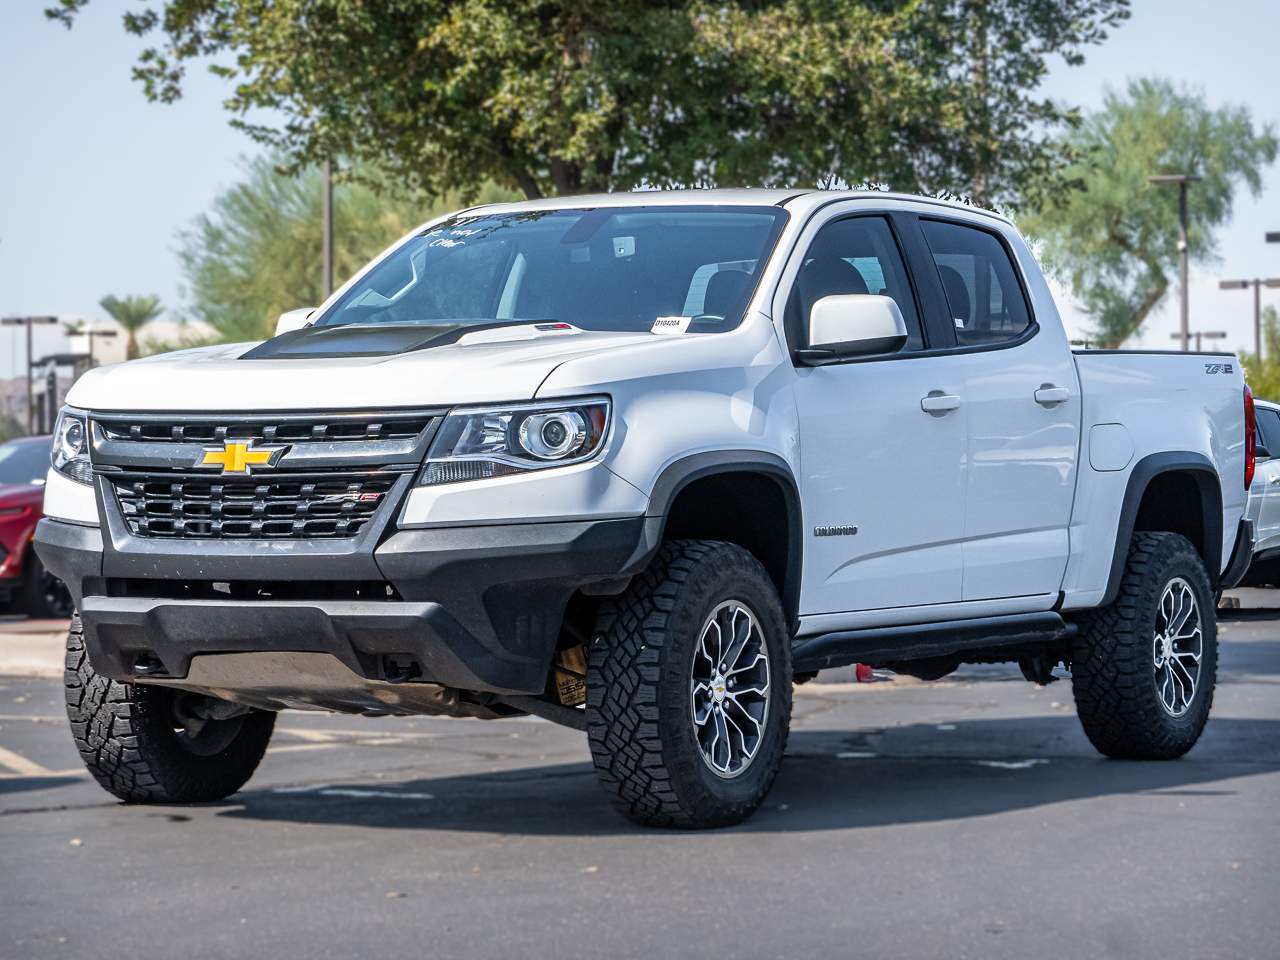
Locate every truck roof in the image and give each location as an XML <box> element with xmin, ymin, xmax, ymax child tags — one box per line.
<box><xmin>459</xmin><ymin>188</ymin><xmax>1013</xmax><ymax>226</ymax></box>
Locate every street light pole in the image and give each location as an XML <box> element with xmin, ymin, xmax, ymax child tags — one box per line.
<box><xmin>1219</xmin><ymin>278</ymin><xmax>1280</xmax><ymax>357</ymax></box>
<box><xmin>322</xmin><ymin>160</ymin><xmax>334</xmax><ymax>298</ymax></box>
<box><xmin>1</xmin><ymin>315</ymin><xmax>58</xmax><ymax>433</ymax></box>
<box><xmin>1150</xmin><ymin>174</ymin><xmax>1202</xmax><ymax>351</ymax></box>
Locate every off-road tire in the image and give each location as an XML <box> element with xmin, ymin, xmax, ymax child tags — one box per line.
<box><xmin>65</xmin><ymin>616</ymin><xmax>276</xmax><ymax>802</ymax></box>
<box><xmin>1071</xmin><ymin>532</ymin><xmax>1217</xmax><ymax>759</ymax></box>
<box><xmin>586</xmin><ymin>540</ymin><xmax>792</xmax><ymax>828</ymax></box>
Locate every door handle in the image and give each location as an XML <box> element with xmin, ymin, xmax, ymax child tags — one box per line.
<box><xmin>921</xmin><ymin>391</ymin><xmax>962</xmax><ymax>416</ymax></box>
<box><xmin>1034</xmin><ymin>385</ymin><xmax>1070</xmax><ymax>407</ymax></box>
<box><xmin>1268</xmin><ymin>475</ymin><xmax>1280</xmax><ymax>485</ymax></box>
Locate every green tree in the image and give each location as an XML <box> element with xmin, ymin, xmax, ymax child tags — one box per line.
<box><xmin>1023</xmin><ymin>78</ymin><xmax>1277</xmax><ymax>347</ymax></box>
<box><xmin>47</xmin><ymin>0</ymin><xmax>1129</xmax><ymax>208</ymax></box>
<box><xmin>98</xmin><ymin>294</ymin><xmax>164</xmax><ymax>359</ymax></box>
<box><xmin>176</xmin><ymin>155</ymin><xmax>516</xmax><ymax>342</ymax></box>
<box><xmin>1241</xmin><ymin>306</ymin><xmax>1280</xmax><ymax>403</ymax></box>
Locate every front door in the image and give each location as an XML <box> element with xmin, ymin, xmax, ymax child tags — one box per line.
<box><xmin>788</xmin><ymin>214</ymin><xmax>967</xmax><ymax>615</ymax></box>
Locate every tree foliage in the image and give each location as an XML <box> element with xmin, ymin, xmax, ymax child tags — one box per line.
<box><xmin>98</xmin><ymin>293</ymin><xmax>164</xmax><ymax>359</ymax></box>
<box><xmin>1241</xmin><ymin>307</ymin><xmax>1280</xmax><ymax>403</ymax></box>
<box><xmin>1023</xmin><ymin>78</ymin><xmax>1277</xmax><ymax>347</ymax></box>
<box><xmin>175</xmin><ymin>155</ymin><xmax>515</xmax><ymax>343</ymax></box>
<box><xmin>47</xmin><ymin>0</ymin><xmax>1129</xmax><ymax>208</ymax></box>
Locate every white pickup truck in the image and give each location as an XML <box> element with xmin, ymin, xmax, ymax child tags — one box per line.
<box><xmin>36</xmin><ymin>190</ymin><xmax>1254</xmax><ymax>828</ymax></box>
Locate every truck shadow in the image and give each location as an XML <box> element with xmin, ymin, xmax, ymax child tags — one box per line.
<box><xmin>221</xmin><ymin>715</ymin><xmax>1280</xmax><ymax>836</ymax></box>
<box><xmin>0</xmin><ymin>774</ymin><xmax>84</xmax><ymax>797</ymax></box>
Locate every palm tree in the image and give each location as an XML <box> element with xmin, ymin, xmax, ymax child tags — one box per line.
<box><xmin>98</xmin><ymin>295</ymin><xmax>163</xmax><ymax>360</ymax></box>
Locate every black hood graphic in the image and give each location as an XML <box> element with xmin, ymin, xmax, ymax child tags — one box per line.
<box><xmin>239</xmin><ymin>323</ymin><xmax>478</xmax><ymax>360</ymax></box>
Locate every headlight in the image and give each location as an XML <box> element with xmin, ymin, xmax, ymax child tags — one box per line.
<box><xmin>52</xmin><ymin>408</ymin><xmax>92</xmax><ymax>484</ymax></box>
<box><xmin>419</xmin><ymin>398</ymin><xmax>610</xmax><ymax>486</ymax></box>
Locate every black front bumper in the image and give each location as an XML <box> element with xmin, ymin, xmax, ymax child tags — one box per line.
<box><xmin>35</xmin><ymin>514</ymin><xmax>658</xmax><ymax>695</ymax></box>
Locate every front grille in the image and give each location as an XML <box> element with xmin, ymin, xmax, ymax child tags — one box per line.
<box><xmin>97</xmin><ymin>413</ymin><xmax>433</xmax><ymax>444</ymax></box>
<box><xmin>110</xmin><ymin>472</ymin><xmax>398</xmax><ymax>540</ymax></box>
<box><xmin>92</xmin><ymin>409</ymin><xmax>439</xmax><ymax>541</ymax></box>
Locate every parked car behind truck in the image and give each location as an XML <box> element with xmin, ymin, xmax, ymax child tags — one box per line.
<box><xmin>35</xmin><ymin>190</ymin><xmax>1253</xmax><ymax>827</ymax></box>
<box><xmin>0</xmin><ymin>435</ymin><xmax>71</xmax><ymax>617</ymax></box>
<box><xmin>1240</xmin><ymin>397</ymin><xmax>1280</xmax><ymax>586</ymax></box>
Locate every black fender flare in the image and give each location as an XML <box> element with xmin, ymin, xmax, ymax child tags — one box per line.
<box><xmin>1101</xmin><ymin>451</ymin><xmax>1224</xmax><ymax>605</ymax></box>
<box><xmin>645</xmin><ymin>450</ymin><xmax>803</xmax><ymax>625</ymax></box>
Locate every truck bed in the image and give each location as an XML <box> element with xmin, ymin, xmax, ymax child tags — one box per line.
<box><xmin>1059</xmin><ymin>349</ymin><xmax>1248</xmax><ymax>609</ymax></box>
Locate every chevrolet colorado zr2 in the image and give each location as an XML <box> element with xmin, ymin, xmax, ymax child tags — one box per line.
<box><xmin>35</xmin><ymin>190</ymin><xmax>1254</xmax><ymax>828</ymax></box>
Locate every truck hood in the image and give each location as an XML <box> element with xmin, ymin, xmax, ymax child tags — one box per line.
<box><xmin>64</xmin><ymin>325</ymin><xmax>661</xmax><ymax>412</ymax></box>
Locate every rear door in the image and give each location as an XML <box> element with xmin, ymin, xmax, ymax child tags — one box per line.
<box><xmin>911</xmin><ymin>217</ymin><xmax>1080</xmax><ymax>603</ymax></box>
<box><xmin>783</xmin><ymin>210</ymin><xmax>967</xmax><ymax>615</ymax></box>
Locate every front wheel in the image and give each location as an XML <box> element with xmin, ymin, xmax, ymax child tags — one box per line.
<box><xmin>586</xmin><ymin>540</ymin><xmax>792</xmax><ymax>828</ymax></box>
<box><xmin>1071</xmin><ymin>532</ymin><xmax>1217</xmax><ymax>759</ymax></box>
<box><xmin>65</xmin><ymin>616</ymin><xmax>276</xmax><ymax>802</ymax></box>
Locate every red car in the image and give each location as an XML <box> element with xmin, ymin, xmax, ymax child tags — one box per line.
<box><xmin>0</xmin><ymin>435</ymin><xmax>72</xmax><ymax>617</ymax></box>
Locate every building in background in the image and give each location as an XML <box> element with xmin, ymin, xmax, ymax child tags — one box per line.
<box><xmin>0</xmin><ymin>316</ymin><xmax>123</xmax><ymax>439</ymax></box>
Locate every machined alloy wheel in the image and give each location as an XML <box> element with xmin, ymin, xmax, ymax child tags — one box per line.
<box><xmin>1153</xmin><ymin>576</ymin><xmax>1202</xmax><ymax>717</ymax></box>
<box><xmin>690</xmin><ymin>600</ymin><xmax>771</xmax><ymax>778</ymax></box>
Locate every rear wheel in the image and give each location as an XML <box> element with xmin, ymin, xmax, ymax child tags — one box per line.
<box><xmin>1071</xmin><ymin>532</ymin><xmax>1217</xmax><ymax>759</ymax></box>
<box><xmin>65</xmin><ymin>616</ymin><xmax>276</xmax><ymax>802</ymax></box>
<box><xmin>586</xmin><ymin>540</ymin><xmax>792</xmax><ymax>828</ymax></box>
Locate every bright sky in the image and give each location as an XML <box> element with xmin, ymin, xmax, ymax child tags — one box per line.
<box><xmin>1</xmin><ymin>0</ymin><xmax>1278</xmax><ymax>377</ymax></box>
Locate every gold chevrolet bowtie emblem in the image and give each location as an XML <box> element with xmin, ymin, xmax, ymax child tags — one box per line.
<box><xmin>198</xmin><ymin>441</ymin><xmax>284</xmax><ymax>474</ymax></box>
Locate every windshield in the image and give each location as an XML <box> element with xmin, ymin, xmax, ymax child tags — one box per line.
<box><xmin>318</xmin><ymin>205</ymin><xmax>788</xmax><ymax>334</ymax></box>
<box><xmin>0</xmin><ymin>439</ymin><xmax>50</xmax><ymax>486</ymax></box>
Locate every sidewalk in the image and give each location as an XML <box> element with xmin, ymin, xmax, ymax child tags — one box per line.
<box><xmin>0</xmin><ymin>622</ymin><xmax>67</xmax><ymax>678</ymax></box>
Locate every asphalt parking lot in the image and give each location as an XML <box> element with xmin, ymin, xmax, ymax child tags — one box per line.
<box><xmin>2</xmin><ymin>600</ymin><xmax>1278</xmax><ymax>960</ymax></box>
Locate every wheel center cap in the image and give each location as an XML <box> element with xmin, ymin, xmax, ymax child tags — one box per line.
<box><xmin>1160</xmin><ymin>635</ymin><xmax>1174</xmax><ymax>661</ymax></box>
<box><xmin>712</xmin><ymin>676</ymin><xmax>727</xmax><ymax>703</ymax></box>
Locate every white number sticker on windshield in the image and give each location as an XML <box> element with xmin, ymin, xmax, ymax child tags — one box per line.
<box><xmin>652</xmin><ymin>316</ymin><xmax>692</xmax><ymax>336</ymax></box>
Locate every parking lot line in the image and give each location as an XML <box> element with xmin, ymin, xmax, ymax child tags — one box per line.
<box><xmin>0</xmin><ymin>743</ymin><xmax>56</xmax><ymax>777</ymax></box>
<box><xmin>275</xmin><ymin>728</ymin><xmax>340</xmax><ymax>743</ymax></box>
<box><xmin>267</xmin><ymin>742</ymin><xmax>343</xmax><ymax>755</ymax></box>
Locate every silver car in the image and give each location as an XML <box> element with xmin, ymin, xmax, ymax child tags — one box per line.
<box><xmin>1244</xmin><ymin>398</ymin><xmax>1280</xmax><ymax>585</ymax></box>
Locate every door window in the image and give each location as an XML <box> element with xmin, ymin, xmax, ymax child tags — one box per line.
<box><xmin>786</xmin><ymin>217</ymin><xmax>924</xmax><ymax>352</ymax></box>
<box><xmin>920</xmin><ymin>220</ymin><xmax>1031</xmax><ymax>346</ymax></box>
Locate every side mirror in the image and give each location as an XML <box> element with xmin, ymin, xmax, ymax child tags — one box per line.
<box><xmin>798</xmin><ymin>295</ymin><xmax>908</xmax><ymax>363</ymax></box>
<box><xmin>275</xmin><ymin>307</ymin><xmax>316</xmax><ymax>337</ymax></box>
<box><xmin>1257</xmin><ymin>443</ymin><xmax>1272</xmax><ymax>461</ymax></box>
